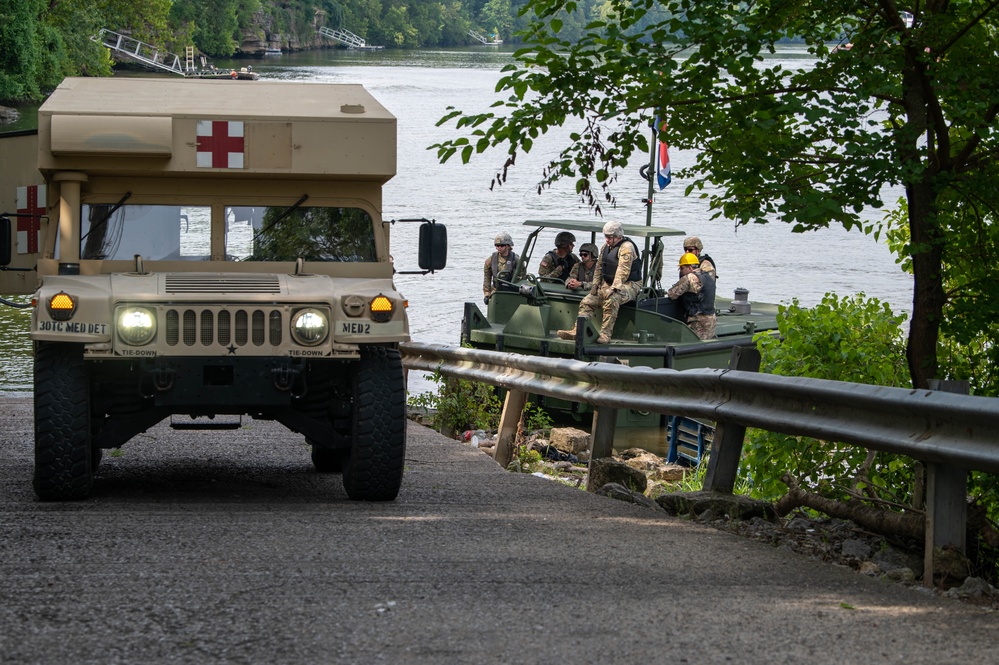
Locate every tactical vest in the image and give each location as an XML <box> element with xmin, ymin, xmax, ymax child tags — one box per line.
<box><xmin>491</xmin><ymin>250</ymin><xmax>519</xmax><ymax>288</ymax></box>
<box><xmin>601</xmin><ymin>238</ymin><xmax>641</xmax><ymax>285</ymax></box>
<box><xmin>700</xmin><ymin>252</ymin><xmax>717</xmax><ymax>275</ymax></box>
<box><xmin>543</xmin><ymin>250</ymin><xmax>579</xmax><ymax>280</ymax></box>
<box><xmin>681</xmin><ymin>269</ymin><xmax>716</xmax><ymax>318</ymax></box>
<box><xmin>573</xmin><ymin>261</ymin><xmax>596</xmax><ymax>284</ymax></box>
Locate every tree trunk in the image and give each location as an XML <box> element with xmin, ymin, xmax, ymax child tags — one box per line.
<box><xmin>905</xmin><ymin>190</ymin><xmax>945</xmax><ymax>389</ymax></box>
<box><xmin>899</xmin><ymin>46</ymin><xmax>946</xmax><ymax>390</ymax></box>
<box><xmin>774</xmin><ymin>486</ymin><xmax>925</xmax><ymax>541</ymax></box>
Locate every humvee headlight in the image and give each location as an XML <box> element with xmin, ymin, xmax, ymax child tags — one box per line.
<box><xmin>47</xmin><ymin>292</ymin><xmax>78</xmax><ymax>321</ymax></box>
<box><xmin>369</xmin><ymin>295</ymin><xmax>393</xmax><ymax>323</ymax></box>
<box><xmin>116</xmin><ymin>307</ymin><xmax>156</xmax><ymax>345</ymax></box>
<box><xmin>291</xmin><ymin>308</ymin><xmax>328</xmax><ymax>346</ymax></box>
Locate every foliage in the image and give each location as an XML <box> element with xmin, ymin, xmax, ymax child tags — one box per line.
<box><xmin>0</xmin><ymin>0</ymin><xmax>115</xmax><ymax>102</ymax></box>
<box><xmin>517</xmin><ymin>447</ymin><xmax>543</xmax><ymax>470</ymax></box>
<box><xmin>408</xmin><ymin>369</ymin><xmax>502</xmax><ymax>435</ymax></box>
<box><xmin>741</xmin><ymin>294</ymin><xmax>911</xmax><ymax>502</ymax></box>
<box><xmin>0</xmin><ymin>0</ymin><xmax>43</xmax><ymax>101</ymax></box>
<box><xmin>522</xmin><ymin>400</ymin><xmax>554</xmax><ymax>434</ymax></box>
<box><xmin>433</xmin><ymin>0</ymin><xmax>999</xmax><ymax>390</ymax></box>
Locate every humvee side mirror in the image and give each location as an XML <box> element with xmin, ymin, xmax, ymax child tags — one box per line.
<box><xmin>418</xmin><ymin>221</ymin><xmax>447</xmax><ymax>272</ymax></box>
<box><xmin>0</xmin><ymin>216</ymin><xmax>11</xmax><ymax>267</ymax></box>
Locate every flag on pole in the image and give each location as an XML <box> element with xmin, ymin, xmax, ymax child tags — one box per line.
<box><xmin>655</xmin><ymin>118</ymin><xmax>671</xmax><ymax>190</ymax></box>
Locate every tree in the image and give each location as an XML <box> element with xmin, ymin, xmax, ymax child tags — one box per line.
<box><xmin>0</xmin><ymin>0</ymin><xmax>43</xmax><ymax>101</ymax></box>
<box><xmin>0</xmin><ymin>0</ymin><xmax>116</xmax><ymax>102</ymax></box>
<box><xmin>433</xmin><ymin>0</ymin><xmax>999</xmax><ymax>389</ymax></box>
<box><xmin>192</xmin><ymin>0</ymin><xmax>241</xmax><ymax>56</ymax></box>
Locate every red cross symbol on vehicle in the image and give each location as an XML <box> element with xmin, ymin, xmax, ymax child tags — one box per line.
<box><xmin>16</xmin><ymin>185</ymin><xmax>46</xmax><ymax>254</ymax></box>
<box><xmin>196</xmin><ymin>120</ymin><xmax>245</xmax><ymax>169</ymax></box>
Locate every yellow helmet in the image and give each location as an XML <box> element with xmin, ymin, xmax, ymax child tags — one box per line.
<box><xmin>678</xmin><ymin>252</ymin><xmax>700</xmax><ymax>267</ymax></box>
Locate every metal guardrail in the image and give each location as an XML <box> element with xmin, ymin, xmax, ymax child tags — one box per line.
<box><xmin>401</xmin><ymin>341</ymin><xmax>999</xmax><ymax>583</ymax></box>
<box><xmin>402</xmin><ymin>342</ymin><xmax>999</xmax><ymax>470</ymax></box>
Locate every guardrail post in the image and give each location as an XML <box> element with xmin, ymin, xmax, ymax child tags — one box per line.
<box><xmin>589</xmin><ymin>356</ymin><xmax>620</xmax><ymax>463</ymax></box>
<box><xmin>590</xmin><ymin>405</ymin><xmax>618</xmax><ymax>461</ymax></box>
<box><xmin>701</xmin><ymin>345</ymin><xmax>761</xmax><ymax>494</ymax></box>
<box><xmin>494</xmin><ymin>389</ymin><xmax>528</xmax><ymax>469</ymax></box>
<box><xmin>924</xmin><ymin>379</ymin><xmax>970</xmax><ymax>587</ymax></box>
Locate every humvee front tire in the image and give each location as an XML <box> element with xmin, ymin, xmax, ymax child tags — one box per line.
<box><xmin>342</xmin><ymin>346</ymin><xmax>406</xmax><ymax>501</ymax></box>
<box><xmin>33</xmin><ymin>343</ymin><xmax>94</xmax><ymax>501</ymax></box>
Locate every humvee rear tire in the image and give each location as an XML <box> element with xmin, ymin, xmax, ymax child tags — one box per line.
<box><xmin>33</xmin><ymin>343</ymin><xmax>94</xmax><ymax>501</ymax></box>
<box><xmin>342</xmin><ymin>346</ymin><xmax>406</xmax><ymax>501</ymax></box>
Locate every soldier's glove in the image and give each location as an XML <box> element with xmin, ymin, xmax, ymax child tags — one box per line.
<box><xmin>483</xmin><ymin>295</ymin><xmax>490</xmax><ymax>305</ymax></box>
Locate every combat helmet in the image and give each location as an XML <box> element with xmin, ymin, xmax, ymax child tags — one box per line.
<box><xmin>554</xmin><ymin>231</ymin><xmax>576</xmax><ymax>248</ymax></box>
<box><xmin>682</xmin><ymin>236</ymin><xmax>703</xmax><ymax>251</ymax></box>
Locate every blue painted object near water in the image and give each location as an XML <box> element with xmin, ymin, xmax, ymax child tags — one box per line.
<box><xmin>666</xmin><ymin>415</ymin><xmax>714</xmax><ymax>466</ymax></box>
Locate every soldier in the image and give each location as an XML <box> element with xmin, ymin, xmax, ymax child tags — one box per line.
<box><xmin>682</xmin><ymin>236</ymin><xmax>717</xmax><ymax>279</ymax></box>
<box><xmin>565</xmin><ymin>242</ymin><xmax>597</xmax><ymax>290</ymax></box>
<box><xmin>557</xmin><ymin>221</ymin><xmax>642</xmax><ymax>344</ymax></box>
<box><xmin>482</xmin><ymin>232</ymin><xmax>520</xmax><ymax>304</ymax></box>
<box><xmin>537</xmin><ymin>231</ymin><xmax>579</xmax><ymax>282</ymax></box>
<box><xmin>667</xmin><ymin>252</ymin><xmax>717</xmax><ymax>340</ymax></box>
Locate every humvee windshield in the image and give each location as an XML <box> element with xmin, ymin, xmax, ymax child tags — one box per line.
<box><xmin>79</xmin><ymin>204</ymin><xmax>377</xmax><ymax>262</ymax></box>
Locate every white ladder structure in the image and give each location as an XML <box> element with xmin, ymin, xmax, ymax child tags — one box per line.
<box><xmin>467</xmin><ymin>30</ymin><xmax>502</xmax><ymax>45</ymax></box>
<box><xmin>95</xmin><ymin>29</ymin><xmax>195</xmax><ymax>76</ymax></box>
<box><xmin>318</xmin><ymin>26</ymin><xmax>382</xmax><ymax>50</ymax></box>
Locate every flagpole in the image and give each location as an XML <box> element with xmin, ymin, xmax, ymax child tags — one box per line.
<box><xmin>646</xmin><ymin>119</ymin><xmax>657</xmax><ymax>229</ymax></box>
<box><xmin>641</xmin><ymin>118</ymin><xmax>658</xmax><ymax>283</ymax></box>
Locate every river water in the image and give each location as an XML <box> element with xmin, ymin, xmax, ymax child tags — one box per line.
<box><xmin>0</xmin><ymin>45</ymin><xmax>912</xmax><ymax>396</ymax></box>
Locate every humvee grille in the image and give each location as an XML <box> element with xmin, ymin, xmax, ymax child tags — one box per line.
<box><xmin>165</xmin><ymin>274</ymin><xmax>282</xmax><ymax>294</ymax></box>
<box><xmin>165</xmin><ymin>308</ymin><xmax>284</xmax><ymax>348</ymax></box>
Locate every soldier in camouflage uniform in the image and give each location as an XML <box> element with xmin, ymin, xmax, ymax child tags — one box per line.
<box><xmin>565</xmin><ymin>242</ymin><xmax>597</xmax><ymax>291</ymax></box>
<box><xmin>682</xmin><ymin>235</ymin><xmax>717</xmax><ymax>279</ymax></box>
<box><xmin>667</xmin><ymin>252</ymin><xmax>717</xmax><ymax>340</ymax></box>
<box><xmin>537</xmin><ymin>231</ymin><xmax>579</xmax><ymax>281</ymax></box>
<box><xmin>483</xmin><ymin>232</ymin><xmax>520</xmax><ymax>304</ymax></box>
<box><xmin>557</xmin><ymin>221</ymin><xmax>642</xmax><ymax>344</ymax></box>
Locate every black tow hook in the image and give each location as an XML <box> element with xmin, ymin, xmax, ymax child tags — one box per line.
<box><xmin>153</xmin><ymin>366</ymin><xmax>175</xmax><ymax>391</ymax></box>
<box><xmin>272</xmin><ymin>364</ymin><xmax>302</xmax><ymax>394</ymax></box>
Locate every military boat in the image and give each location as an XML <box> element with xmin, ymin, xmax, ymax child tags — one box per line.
<box><xmin>460</xmin><ymin>218</ymin><xmax>780</xmax><ymax>462</ymax></box>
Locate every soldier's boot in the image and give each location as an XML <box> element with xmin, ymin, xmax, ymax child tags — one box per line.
<box><xmin>595</xmin><ymin>333</ymin><xmax>611</xmax><ymax>344</ymax></box>
<box><xmin>556</xmin><ymin>329</ymin><xmax>576</xmax><ymax>340</ymax></box>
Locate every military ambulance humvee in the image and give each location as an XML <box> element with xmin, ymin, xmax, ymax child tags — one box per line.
<box><xmin>0</xmin><ymin>77</ymin><xmax>446</xmax><ymax>502</ymax></box>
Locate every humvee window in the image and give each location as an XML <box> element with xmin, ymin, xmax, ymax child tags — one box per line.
<box><xmin>77</xmin><ymin>204</ymin><xmax>378</xmax><ymax>263</ymax></box>
<box><xmin>81</xmin><ymin>204</ymin><xmax>211</xmax><ymax>261</ymax></box>
<box><xmin>229</xmin><ymin>205</ymin><xmax>376</xmax><ymax>263</ymax></box>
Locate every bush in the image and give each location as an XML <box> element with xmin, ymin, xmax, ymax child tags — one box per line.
<box><xmin>742</xmin><ymin>293</ymin><xmax>911</xmax><ymax>501</ymax></box>
<box><xmin>408</xmin><ymin>369</ymin><xmax>501</xmax><ymax>437</ymax></box>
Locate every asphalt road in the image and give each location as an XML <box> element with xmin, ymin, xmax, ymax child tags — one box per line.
<box><xmin>0</xmin><ymin>396</ymin><xmax>995</xmax><ymax>664</ymax></box>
